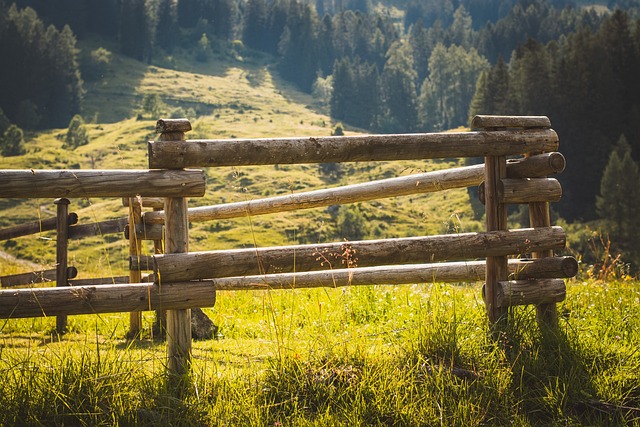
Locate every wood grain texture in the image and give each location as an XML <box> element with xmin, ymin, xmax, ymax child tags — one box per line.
<box><xmin>0</xmin><ymin>281</ymin><xmax>215</xmax><ymax>319</ymax></box>
<box><xmin>0</xmin><ymin>169</ymin><xmax>205</xmax><ymax>198</ymax></box>
<box><xmin>156</xmin><ymin>118</ymin><xmax>192</xmax><ymax>134</ymax></box>
<box><xmin>147</xmin><ymin>129</ymin><xmax>559</xmax><ymax>168</ymax></box>
<box><xmin>128</xmin><ymin>198</ymin><xmax>143</xmax><ymax>336</ymax></box>
<box><xmin>506</xmin><ymin>152</ymin><xmax>565</xmax><ymax>178</ymax></box>
<box><xmin>471</xmin><ymin>115</ymin><xmax>551</xmax><ymax>129</ymax></box>
<box><xmin>148</xmin><ymin>227</ymin><xmax>567</xmax><ymax>282</ymax></box>
<box><xmin>142</xmin><ymin>155</ymin><xmax>562</xmax><ymax>227</ymax></box>
<box><xmin>122</xmin><ymin>197</ymin><xmax>165</xmax><ymax>209</ymax></box>
<box><xmin>68</xmin><ymin>218</ymin><xmax>129</xmax><ymax>239</ymax></box>
<box><xmin>495</xmin><ymin>279</ymin><xmax>566</xmax><ymax>307</ymax></box>
<box><xmin>207</xmin><ymin>256</ymin><xmax>578</xmax><ymax>290</ymax></box>
<box><xmin>55</xmin><ymin>198</ymin><xmax>70</xmax><ymax>333</ymax></box>
<box><xmin>479</xmin><ymin>178</ymin><xmax>562</xmax><ymax>204</ymax></box>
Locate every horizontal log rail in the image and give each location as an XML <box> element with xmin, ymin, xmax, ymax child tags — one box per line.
<box><xmin>148</xmin><ymin>129</ymin><xmax>559</xmax><ymax>168</ymax></box>
<box><xmin>140</xmin><ymin>153</ymin><xmax>565</xmax><ymax>228</ymax></box>
<box><xmin>471</xmin><ymin>115</ymin><xmax>551</xmax><ymax>129</ymax></box>
<box><xmin>479</xmin><ymin>178</ymin><xmax>562</xmax><ymax>204</ymax></box>
<box><xmin>0</xmin><ymin>213</ymin><xmax>78</xmax><ymax>241</ymax></box>
<box><xmin>145</xmin><ymin>227</ymin><xmax>567</xmax><ymax>282</ymax></box>
<box><xmin>68</xmin><ymin>218</ymin><xmax>129</xmax><ymax>240</ymax></box>
<box><xmin>0</xmin><ymin>267</ymin><xmax>78</xmax><ymax>288</ymax></box>
<box><xmin>495</xmin><ymin>279</ymin><xmax>566</xmax><ymax>307</ymax></box>
<box><xmin>0</xmin><ymin>169</ymin><xmax>206</xmax><ymax>198</ymax></box>
<box><xmin>204</xmin><ymin>256</ymin><xmax>577</xmax><ymax>290</ymax></box>
<box><xmin>0</xmin><ymin>281</ymin><xmax>216</xmax><ymax>319</ymax></box>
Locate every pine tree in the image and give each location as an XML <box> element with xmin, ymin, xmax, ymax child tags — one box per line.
<box><xmin>596</xmin><ymin>135</ymin><xmax>640</xmax><ymax>265</ymax></box>
<box><xmin>0</xmin><ymin>124</ymin><xmax>25</xmax><ymax>156</ymax></box>
<box><xmin>65</xmin><ymin>114</ymin><xmax>90</xmax><ymax>148</ymax></box>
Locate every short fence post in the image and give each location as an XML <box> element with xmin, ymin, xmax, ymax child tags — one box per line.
<box><xmin>155</xmin><ymin>119</ymin><xmax>193</xmax><ymax>383</ymax></box>
<box><xmin>127</xmin><ymin>197</ymin><xmax>143</xmax><ymax>338</ymax></box>
<box><xmin>54</xmin><ymin>198</ymin><xmax>70</xmax><ymax>335</ymax></box>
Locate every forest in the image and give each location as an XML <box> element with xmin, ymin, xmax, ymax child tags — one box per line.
<box><xmin>1</xmin><ymin>0</ymin><xmax>640</xmax><ymax>264</ymax></box>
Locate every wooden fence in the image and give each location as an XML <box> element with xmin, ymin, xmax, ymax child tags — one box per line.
<box><xmin>0</xmin><ymin>115</ymin><xmax>577</xmax><ymax>380</ymax></box>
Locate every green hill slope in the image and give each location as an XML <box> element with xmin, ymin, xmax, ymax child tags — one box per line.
<box><xmin>0</xmin><ymin>49</ymin><xmax>483</xmax><ymax>278</ymax></box>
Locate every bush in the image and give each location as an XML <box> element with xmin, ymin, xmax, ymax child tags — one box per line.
<box><xmin>65</xmin><ymin>115</ymin><xmax>90</xmax><ymax>148</ymax></box>
<box><xmin>0</xmin><ymin>124</ymin><xmax>26</xmax><ymax>156</ymax></box>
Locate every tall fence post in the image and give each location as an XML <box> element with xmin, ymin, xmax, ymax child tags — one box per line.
<box><xmin>480</xmin><ymin>122</ymin><xmax>510</xmax><ymax>331</ymax></box>
<box><xmin>528</xmin><ymin>152</ymin><xmax>558</xmax><ymax>329</ymax></box>
<box><xmin>153</xmin><ymin>205</ymin><xmax>167</xmax><ymax>338</ymax></box>
<box><xmin>155</xmin><ymin>119</ymin><xmax>193</xmax><ymax>383</ymax></box>
<box><xmin>127</xmin><ymin>197</ymin><xmax>143</xmax><ymax>338</ymax></box>
<box><xmin>54</xmin><ymin>198</ymin><xmax>70</xmax><ymax>334</ymax></box>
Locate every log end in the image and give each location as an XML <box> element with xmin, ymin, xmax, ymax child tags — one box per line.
<box><xmin>156</xmin><ymin>118</ymin><xmax>192</xmax><ymax>134</ymax></box>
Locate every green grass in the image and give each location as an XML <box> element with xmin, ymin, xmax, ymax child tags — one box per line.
<box><xmin>1</xmin><ymin>279</ymin><xmax>640</xmax><ymax>425</ymax></box>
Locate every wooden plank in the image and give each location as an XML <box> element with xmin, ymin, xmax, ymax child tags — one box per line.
<box><xmin>0</xmin><ymin>169</ymin><xmax>206</xmax><ymax>198</ymax></box>
<box><xmin>1</xmin><ymin>267</ymin><xmax>78</xmax><ymax>288</ymax></box>
<box><xmin>0</xmin><ymin>281</ymin><xmax>216</xmax><ymax>319</ymax></box>
<box><xmin>147</xmin><ymin>129</ymin><xmax>559</xmax><ymax>168</ymax></box>
<box><xmin>495</xmin><ymin>279</ymin><xmax>566</xmax><ymax>307</ymax></box>
<box><xmin>471</xmin><ymin>115</ymin><xmax>551</xmax><ymax>129</ymax></box>
<box><xmin>0</xmin><ymin>213</ymin><xmax>78</xmax><ymax>241</ymax></box>
<box><xmin>208</xmin><ymin>257</ymin><xmax>579</xmax><ymax>290</ymax></box>
<box><xmin>146</xmin><ymin>227</ymin><xmax>567</xmax><ymax>282</ymax></box>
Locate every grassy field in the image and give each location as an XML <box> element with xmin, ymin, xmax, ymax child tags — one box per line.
<box><xmin>1</xmin><ymin>45</ymin><xmax>639</xmax><ymax>425</ymax></box>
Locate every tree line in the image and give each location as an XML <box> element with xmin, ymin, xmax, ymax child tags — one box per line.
<box><xmin>3</xmin><ymin>0</ymin><xmax>640</xmax><ymax>252</ymax></box>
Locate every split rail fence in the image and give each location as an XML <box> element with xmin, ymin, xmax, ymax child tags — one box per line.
<box><xmin>0</xmin><ymin>115</ymin><xmax>577</xmax><ymax>379</ymax></box>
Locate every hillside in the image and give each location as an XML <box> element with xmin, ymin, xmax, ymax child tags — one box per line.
<box><xmin>0</xmin><ymin>48</ymin><xmax>482</xmax><ymax>278</ymax></box>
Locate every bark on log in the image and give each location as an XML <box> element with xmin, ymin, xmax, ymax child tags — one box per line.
<box><xmin>0</xmin><ymin>213</ymin><xmax>78</xmax><ymax>241</ymax></box>
<box><xmin>207</xmin><ymin>257</ymin><xmax>578</xmax><ymax>290</ymax></box>
<box><xmin>479</xmin><ymin>178</ymin><xmax>562</xmax><ymax>204</ymax></box>
<box><xmin>147</xmin><ymin>129</ymin><xmax>559</xmax><ymax>169</ymax></box>
<box><xmin>146</xmin><ymin>227</ymin><xmax>567</xmax><ymax>282</ymax></box>
<box><xmin>156</xmin><ymin>118</ymin><xmax>192</xmax><ymax>134</ymax></box>
<box><xmin>141</xmin><ymin>154</ymin><xmax>565</xmax><ymax>227</ymax></box>
<box><xmin>68</xmin><ymin>218</ymin><xmax>129</xmax><ymax>239</ymax></box>
<box><xmin>471</xmin><ymin>115</ymin><xmax>551</xmax><ymax>129</ymax></box>
<box><xmin>0</xmin><ymin>281</ymin><xmax>215</xmax><ymax>319</ymax></box>
<box><xmin>0</xmin><ymin>267</ymin><xmax>78</xmax><ymax>288</ymax></box>
<box><xmin>69</xmin><ymin>276</ymin><xmax>133</xmax><ymax>286</ymax></box>
<box><xmin>506</xmin><ymin>152</ymin><xmax>565</xmax><ymax>178</ymax></box>
<box><xmin>0</xmin><ymin>170</ymin><xmax>205</xmax><ymax>198</ymax></box>
<box><xmin>494</xmin><ymin>279</ymin><xmax>566</xmax><ymax>307</ymax></box>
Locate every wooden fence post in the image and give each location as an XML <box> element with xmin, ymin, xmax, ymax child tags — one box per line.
<box><xmin>528</xmin><ymin>152</ymin><xmax>559</xmax><ymax>329</ymax></box>
<box><xmin>127</xmin><ymin>197</ymin><xmax>143</xmax><ymax>338</ymax></box>
<box><xmin>54</xmin><ymin>198</ymin><xmax>70</xmax><ymax>335</ymax></box>
<box><xmin>156</xmin><ymin>119</ymin><xmax>193</xmax><ymax>382</ymax></box>
<box><xmin>152</xmin><ymin>205</ymin><xmax>166</xmax><ymax>338</ymax></box>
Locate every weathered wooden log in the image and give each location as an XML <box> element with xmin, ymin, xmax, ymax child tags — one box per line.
<box><xmin>122</xmin><ymin>197</ymin><xmax>165</xmax><ymax>209</ymax></box>
<box><xmin>147</xmin><ymin>129</ymin><xmax>559</xmax><ymax>169</ymax></box>
<box><xmin>0</xmin><ymin>281</ymin><xmax>216</xmax><ymax>319</ymax></box>
<box><xmin>156</xmin><ymin>118</ymin><xmax>192</xmax><ymax>134</ymax></box>
<box><xmin>506</xmin><ymin>152</ymin><xmax>565</xmax><ymax>178</ymax></box>
<box><xmin>479</xmin><ymin>178</ymin><xmax>562</xmax><ymax>204</ymax></box>
<box><xmin>68</xmin><ymin>217</ymin><xmax>129</xmax><ymax>239</ymax></box>
<box><xmin>471</xmin><ymin>115</ymin><xmax>551</xmax><ymax>129</ymax></box>
<box><xmin>145</xmin><ymin>227</ymin><xmax>567</xmax><ymax>282</ymax></box>
<box><xmin>0</xmin><ymin>213</ymin><xmax>78</xmax><ymax>241</ymax></box>
<box><xmin>494</xmin><ymin>279</ymin><xmax>566</xmax><ymax>307</ymax></box>
<box><xmin>124</xmin><ymin>223</ymin><xmax>164</xmax><ymax>240</ymax></box>
<box><xmin>484</xmin><ymin>152</ymin><xmax>509</xmax><ymax>325</ymax></box>
<box><xmin>507</xmin><ymin>256</ymin><xmax>577</xmax><ymax>280</ymax></box>
<box><xmin>55</xmin><ymin>198</ymin><xmax>70</xmax><ymax>334</ymax></box>
<box><xmin>206</xmin><ymin>257</ymin><xmax>578</xmax><ymax>290</ymax></box>
<box><xmin>69</xmin><ymin>276</ymin><xmax>133</xmax><ymax>286</ymax></box>
<box><xmin>0</xmin><ymin>267</ymin><xmax>78</xmax><ymax>288</ymax></box>
<box><xmin>128</xmin><ymin>198</ymin><xmax>143</xmax><ymax>337</ymax></box>
<box><xmin>141</xmin><ymin>155</ymin><xmax>564</xmax><ymax>228</ymax></box>
<box><xmin>0</xmin><ymin>169</ymin><xmax>206</xmax><ymax>198</ymax></box>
